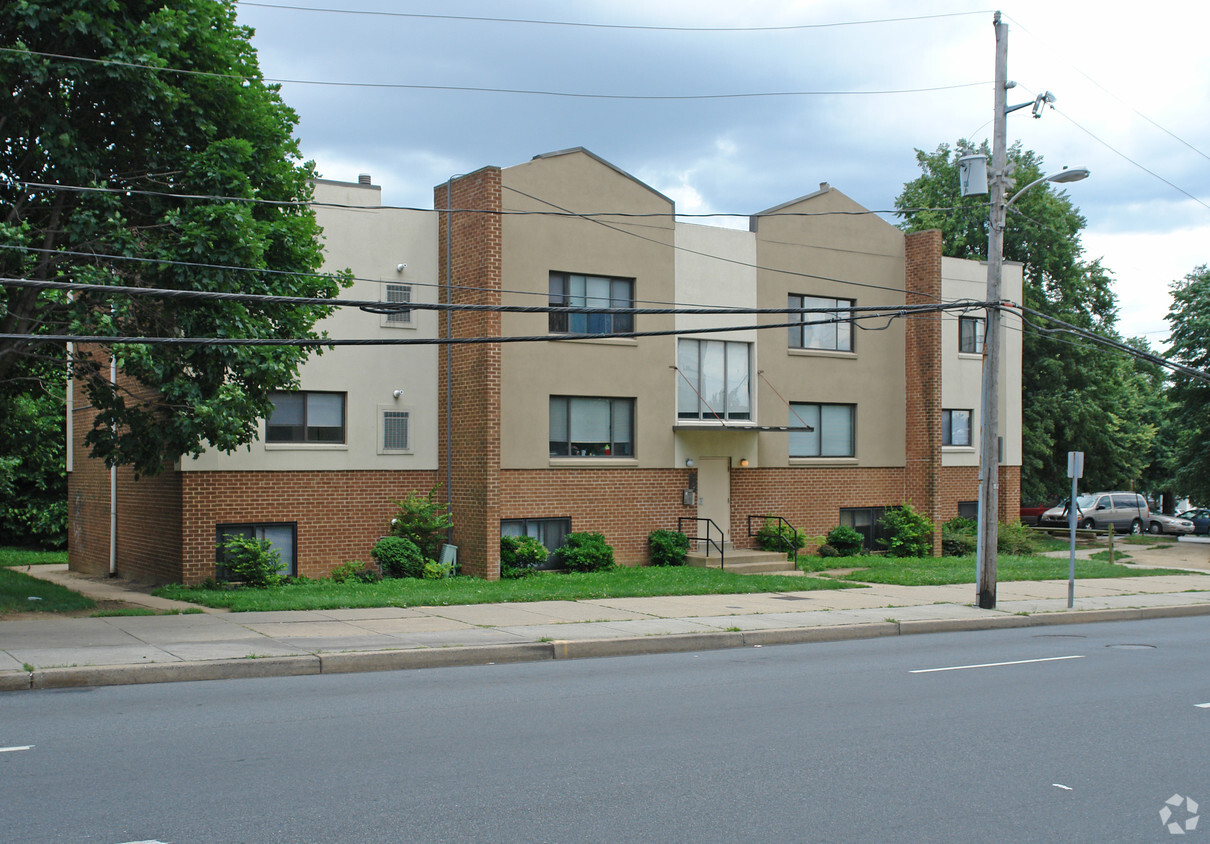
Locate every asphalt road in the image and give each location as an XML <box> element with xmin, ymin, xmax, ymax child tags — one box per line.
<box><xmin>4</xmin><ymin>617</ymin><xmax>1209</xmax><ymax>843</ymax></box>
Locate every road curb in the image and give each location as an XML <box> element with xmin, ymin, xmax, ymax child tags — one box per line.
<box><xmin>7</xmin><ymin>601</ymin><xmax>1210</xmax><ymax>691</ymax></box>
<box><xmin>29</xmin><ymin>655</ymin><xmax>322</xmax><ymax>689</ymax></box>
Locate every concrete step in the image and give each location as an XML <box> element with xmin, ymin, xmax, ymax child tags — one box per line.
<box><xmin>685</xmin><ymin>548</ymin><xmax>796</xmax><ymax>574</ymax></box>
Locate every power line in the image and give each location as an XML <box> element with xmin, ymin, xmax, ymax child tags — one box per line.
<box><xmin>1</xmin><ymin>46</ymin><xmax>989</xmax><ymax>101</ymax></box>
<box><xmin>237</xmin><ymin>3</ymin><xmax>993</xmax><ymax>33</ymax></box>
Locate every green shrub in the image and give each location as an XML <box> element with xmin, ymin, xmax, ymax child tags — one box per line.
<box><xmin>500</xmin><ymin>536</ymin><xmax>548</xmax><ymax>578</ymax></box>
<box><xmin>941</xmin><ymin>516</ymin><xmax>976</xmax><ymax>557</ymax></box>
<box><xmin>879</xmin><ymin>504</ymin><xmax>935</xmax><ymax>558</ymax></box>
<box><xmin>389</xmin><ymin>486</ymin><xmax>453</xmax><ymax>561</ymax></box>
<box><xmin>559</xmin><ymin>532</ymin><xmax>615</xmax><ymax>572</ymax></box>
<box><xmin>423</xmin><ymin>561</ymin><xmax>455</xmax><ymax>580</ymax></box>
<box><xmin>329</xmin><ymin>559</ymin><xmax>382</xmax><ymax>583</ymax></box>
<box><xmin>648</xmin><ymin>529</ymin><xmax>690</xmax><ymax>566</ymax></box>
<box><xmin>817</xmin><ymin>543</ymin><xmax>840</xmax><ymax>558</ymax></box>
<box><xmin>372</xmin><ymin>536</ymin><xmax>426</xmax><ymax>579</ymax></box>
<box><xmin>218</xmin><ymin>534</ymin><xmax>284</xmax><ymax>588</ymax></box>
<box><xmin>997</xmin><ymin>520</ymin><xmax>1038</xmax><ymax>555</ymax></box>
<box><xmin>755</xmin><ymin>519</ymin><xmax>806</xmax><ymax>553</ymax></box>
<box><xmin>825</xmin><ymin>525</ymin><xmax>864</xmax><ymax>556</ymax></box>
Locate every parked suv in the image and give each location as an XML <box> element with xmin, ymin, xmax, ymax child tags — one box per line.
<box><xmin>1039</xmin><ymin>491</ymin><xmax>1149</xmax><ymax>534</ymax></box>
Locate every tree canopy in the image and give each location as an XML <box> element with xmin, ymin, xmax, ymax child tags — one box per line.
<box><xmin>896</xmin><ymin>141</ymin><xmax>1158</xmax><ymax>502</ymax></box>
<box><xmin>1166</xmin><ymin>266</ymin><xmax>1210</xmax><ymax>503</ymax></box>
<box><xmin>1</xmin><ymin>0</ymin><xmax>348</xmax><ymax>484</ymax></box>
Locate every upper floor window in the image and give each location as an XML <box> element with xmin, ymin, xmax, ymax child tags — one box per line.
<box><xmin>789</xmin><ymin>294</ymin><xmax>853</xmax><ymax>352</ymax></box>
<box><xmin>550</xmin><ymin>396</ymin><xmax>634</xmax><ymax>457</ymax></box>
<box><xmin>677</xmin><ymin>339</ymin><xmax>751</xmax><ymax>420</ymax></box>
<box><xmin>384</xmin><ymin>283</ymin><xmax>412</xmax><ymax>325</ymax></box>
<box><xmin>549</xmin><ymin>272</ymin><xmax>634</xmax><ymax>335</ymax></box>
<box><xmin>959</xmin><ymin>316</ymin><xmax>985</xmax><ymax>354</ymax></box>
<box><xmin>942</xmin><ymin>409</ymin><xmax>972</xmax><ymax>446</ymax></box>
<box><xmin>266</xmin><ymin>391</ymin><xmax>346</xmax><ymax>443</ymax></box>
<box><xmin>788</xmin><ymin>402</ymin><xmax>855</xmax><ymax>457</ymax></box>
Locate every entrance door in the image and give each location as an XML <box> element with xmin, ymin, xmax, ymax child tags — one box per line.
<box><xmin>697</xmin><ymin>457</ymin><xmax>731</xmax><ymax>548</ymax></box>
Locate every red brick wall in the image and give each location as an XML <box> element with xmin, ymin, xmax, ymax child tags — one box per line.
<box><xmin>68</xmin><ymin>350</ymin><xmax>183</xmax><ymax>583</ymax></box>
<box><xmin>179</xmin><ymin>470</ymin><xmax>438</xmax><ymax>584</ymax></box>
<box><xmin>501</xmin><ymin>469</ymin><xmax>696</xmax><ymax>566</ymax></box>
<box><xmin>904</xmin><ymin>229</ymin><xmax>943</xmax><ymax>554</ymax></box>
<box><xmin>731</xmin><ymin>466</ymin><xmax>918</xmax><ymax>550</ymax></box>
<box><xmin>437</xmin><ymin>169</ymin><xmax>503</xmax><ymax>578</ymax></box>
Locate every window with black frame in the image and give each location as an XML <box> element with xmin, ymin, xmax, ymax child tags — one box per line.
<box><xmin>959</xmin><ymin>316</ymin><xmax>985</xmax><ymax>354</ymax></box>
<box><xmin>215</xmin><ymin>522</ymin><xmax>296</xmax><ymax>579</ymax></box>
<box><xmin>548</xmin><ymin>272</ymin><xmax>634</xmax><ymax>335</ymax></box>
<box><xmin>788</xmin><ymin>294</ymin><xmax>853</xmax><ymax>352</ymax></box>
<box><xmin>677</xmin><ymin>338</ymin><xmax>752</xmax><ymax>420</ymax></box>
<box><xmin>265</xmin><ymin>391</ymin><xmax>346</xmax><ymax>443</ymax></box>
<box><xmin>500</xmin><ymin>518</ymin><xmax>570</xmax><ymax>568</ymax></box>
<box><xmin>549</xmin><ymin>396</ymin><xmax>634</xmax><ymax>457</ymax></box>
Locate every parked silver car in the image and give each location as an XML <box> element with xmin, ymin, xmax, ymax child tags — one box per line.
<box><xmin>1039</xmin><ymin>491</ymin><xmax>1149</xmax><ymax>534</ymax></box>
<box><xmin>1148</xmin><ymin>512</ymin><xmax>1196</xmax><ymax>535</ymax></box>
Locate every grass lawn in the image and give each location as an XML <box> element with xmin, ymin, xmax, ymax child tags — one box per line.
<box><xmin>154</xmin><ymin>566</ymin><xmax>859</xmax><ymax>612</ymax></box>
<box><xmin>810</xmin><ymin>553</ymin><xmax>1197</xmax><ymax>587</ymax></box>
<box><xmin>0</xmin><ymin>547</ymin><xmax>68</xmax><ymax>567</ymax></box>
<box><xmin>0</xmin><ymin>567</ymin><xmax>95</xmax><ymax>615</ymax></box>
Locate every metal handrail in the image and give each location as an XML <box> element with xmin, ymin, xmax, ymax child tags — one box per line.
<box><xmin>748</xmin><ymin>514</ymin><xmax>797</xmax><ymax>558</ymax></box>
<box><xmin>678</xmin><ymin>517</ymin><xmax>725</xmax><ymax>570</ymax></box>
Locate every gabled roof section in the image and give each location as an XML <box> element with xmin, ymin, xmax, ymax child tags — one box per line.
<box><xmin>528</xmin><ymin>147</ymin><xmax>675</xmax><ymax>207</ymax></box>
<box><xmin>749</xmin><ymin>182</ymin><xmax>877</xmax><ymax>232</ymax></box>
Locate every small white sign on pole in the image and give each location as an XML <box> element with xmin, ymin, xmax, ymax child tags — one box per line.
<box><xmin>1067</xmin><ymin>451</ymin><xmax>1084</xmax><ymax>479</ymax></box>
<box><xmin>1066</xmin><ymin>451</ymin><xmax>1084</xmax><ymax>607</ymax></box>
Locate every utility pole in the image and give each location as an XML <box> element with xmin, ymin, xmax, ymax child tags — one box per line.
<box><xmin>976</xmin><ymin>11</ymin><xmax>1009</xmax><ymax>610</ymax></box>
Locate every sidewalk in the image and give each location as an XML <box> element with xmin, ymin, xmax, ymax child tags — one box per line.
<box><xmin>3</xmin><ymin>561</ymin><xmax>1209</xmax><ymax>692</ymax></box>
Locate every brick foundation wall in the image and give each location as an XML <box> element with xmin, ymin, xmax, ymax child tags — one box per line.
<box><xmin>501</xmin><ymin>469</ymin><xmax>697</xmax><ymax>566</ymax></box>
<box><xmin>179</xmin><ymin>470</ymin><xmax>439</xmax><ymax>585</ymax></box>
<box><xmin>731</xmin><ymin>466</ymin><xmax>918</xmax><ymax>550</ymax></box>
<box><xmin>437</xmin><ymin>169</ymin><xmax>503</xmax><ymax>578</ymax></box>
<box><xmin>904</xmin><ymin>229</ymin><xmax>943</xmax><ymax>554</ymax></box>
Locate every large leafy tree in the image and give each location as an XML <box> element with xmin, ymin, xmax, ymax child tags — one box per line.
<box><xmin>1</xmin><ymin>0</ymin><xmax>347</xmax><ymax>486</ymax></box>
<box><xmin>896</xmin><ymin>141</ymin><xmax>1155</xmax><ymax>502</ymax></box>
<box><xmin>1167</xmin><ymin>266</ymin><xmax>1210</xmax><ymax>503</ymax></box>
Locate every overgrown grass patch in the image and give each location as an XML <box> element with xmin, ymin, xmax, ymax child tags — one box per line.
<box><xmin>0</xmin><ymin>567</ymin><xmax>94</xmax><ymax>614</ymax></box>
<box><xmin>828</xmin><ymin>553</ymin><xmax>1196</xmax><ymax>586</ymax></box>
<box><xmin>154</xmin><ymin>566</ymin><xmax>859</xmax><ymax>612</ymax></box>
<box><xmin>0</xmin><ymin>547</ymin><xmax>68</xmax><ymax>567</ymax></box>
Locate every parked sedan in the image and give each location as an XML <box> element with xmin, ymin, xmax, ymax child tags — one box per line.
<box><xmin>1177</xmin><ymin>509</ymin><xmax>1210</xmax><ymax>536</ymax></box>
<box><xmin>1148</xmin><ymin>512</ymin><xmax>1196</xmax><ymax>535</ymax></box>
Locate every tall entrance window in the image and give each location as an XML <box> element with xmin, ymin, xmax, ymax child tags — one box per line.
<box><xmin>677</xmin><ymin>339</ymin><xmax>751</xmax><ymax>420</ymax></box>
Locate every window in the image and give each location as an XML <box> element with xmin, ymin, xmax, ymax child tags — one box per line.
<box><xmin>216</xmin><ymin>522</ymin><xmax>296</xmax><ymax>579</ymax></box>
<box><xmin>839</xmin><ymin>507</ymin><xmax>892</xmax><ymax>551</ymax></box>
<box><xmin>942</xmin><ymin>409</ymin><xmax>972</xmax><ymax>446</ymax></box>
<box><xmin>266</xmin><ymin>391</ymin><xmax>345</xmax><ymax>443</ymax></box>
<box><xmin>550</xmin><ymin>396</ymin><xmax>634</xmax><ymax>457</ymax></box>
<box><xmin>382</xmin><ymin>410</ymin><xmax>409</xmax><ymax>451</ymax></box>
<box><xmin>677</xmin><ymin>339</ymin><xmax>751</xmax><ymax>420</ymax></box>
<box><xmin>549</xmin><ymin>272</ymin><xmax>634</xmax><ymax>335</ymax></box>
<box><xmin>959</xmin><ymin>316</ymin><xmax>985</xmax><ymax>354</ymax></box>
<box><xmin>957</xmin><ymin>501</ymin><xmax>979</xmax><ymax>519</ymax></box>
<box><xmin>501</xmin><ymin>518</ymin><xmax>570</xmax><ymax>568</ymax></box>
<box><xmin>789</xmin><ymin>294</ymin><xmax>853</xmax><ymax>351</ymax></box>
<box><xmin>384</xmin><ymin>283</ymin><xmax>412</xmax><ymax>325</ymax></box>
<box><xmin>789</xmin><ymin>403</ymin><xmax>854</xmax><ymax>457</ymax></box>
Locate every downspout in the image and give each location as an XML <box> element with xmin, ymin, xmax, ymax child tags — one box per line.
<box><xmin>109</xmin><ymin>346</ymin><xmax>117</xmax><ymax>577</ymax></box>
<box><xmin>444</xmin><ymin>178</ymin><xmax>455</xmax><ymax>544</ymax></box>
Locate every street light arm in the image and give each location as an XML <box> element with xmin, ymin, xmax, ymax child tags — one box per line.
<box><xmin>1006</xmin><ymin>168</ymin><xmax>1090</xmax><ymax>208</ymax></box>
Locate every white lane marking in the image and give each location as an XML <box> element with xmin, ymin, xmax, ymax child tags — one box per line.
<box><xmin>910</xmin><ymin>655</ymin><xmax>1085</xmax><ymax>674</ymax></box>
<box><xmin>1053</xmin><ymin>784</ymin><xmax>1073</xmax><ymax>790</ymax></box>
<box><xmin>0</xmin><ymin>745</ymin><xmax>34</xmax><ymax>753</ymax></box>
<box><xmin>1196</xmin><ymin>703</ymin><xmax>1210</xmax><ymax>708</ymax></box>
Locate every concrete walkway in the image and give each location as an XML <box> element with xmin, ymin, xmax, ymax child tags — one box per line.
<box><xmin>3</xmin><ymin>559</ymin><xmax>1209</xmax><ymax>692</ymax></box>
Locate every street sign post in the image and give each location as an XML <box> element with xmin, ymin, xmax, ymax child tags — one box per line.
<box><xmin>1067</xmin><ymin>451</ymin><xmax>1084</xmax><ymax>608</ymax></box>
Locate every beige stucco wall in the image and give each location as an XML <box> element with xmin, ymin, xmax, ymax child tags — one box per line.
<box><xmin>182</xmin><ymin>178</ymin><xmax>440</xmax><ymax>472</ymax></box>
<box><xmin>751</xmin><ymin>186</ymin><xmax>908</xmax><ymax>468</ymax></box>
<box><xmin>498</xmin><ymin>149</ymin><xmax>677</xmax><ymax>470</ymax></box>
<box><xmin>939</xmin><ymin>256</ymin><xmax>1023</xmax><ymax>468</ymax></box>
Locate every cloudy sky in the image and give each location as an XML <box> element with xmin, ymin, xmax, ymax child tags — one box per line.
<box><xmin>234</xmin><ymin>0</ymin><xmax>1209</xmax><ymax>342</ymax></box>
